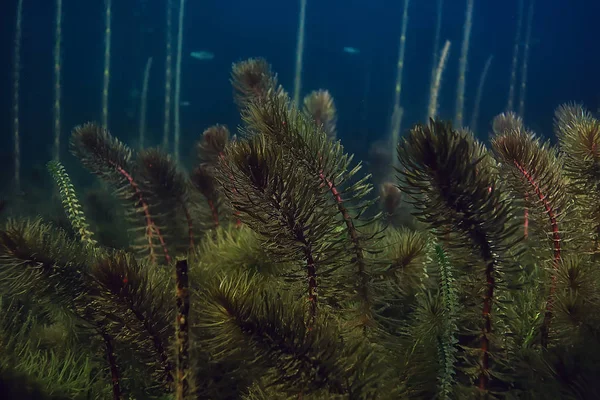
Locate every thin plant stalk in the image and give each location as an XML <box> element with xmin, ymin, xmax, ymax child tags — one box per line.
<box><xmin>54</xmin><ymin>0</ymin><xmax>63</xmax><ymax>161</ymax></box>
<box><xmin>173</xmin><ymin>0</ymin><xmax>186</xmax><ymax>163</ymax></box>
<box><xmin>389</xmin><ymin>0</ymin><xmax>409</xmax><ymax>171</ymax></box>
<box><xmin>175</xmin><ymin>259</ymin><xmax>190</xmax><ymax>399</ymax></box>
<box><xmin>102</xmin><ymin>0</ymin><xmax>112</xmax><ymax>130</ymax></box>
<box><xmin>292</xmin><ymin>0</ymin><xmax>307</xmax><ymax>107</ymax></box>
<box><xmin>518</xmin><ymin>0</ymin><xmax>535</xmax><ymax>118</ymax></box>
<box><xmin>427</xmin><ymin>40</ymin><xmax>451</xmax><ymax>121</ymax></box>
<box><xmin>390</xmin><ymin>105</ymin><xmax>403</xmax><ymax>175</ymax></box>
<box><xmin>427</xmin><ymin>0</ymin><xmax>444</xmax><ymax>120</ymax></box>
<box><xmin>163</xmin><ymin>0</ymin><xmax>173</xmax><ymax>150</ymax></box>
<box><xmin>12</xmin><ymin>0</ymin><xmax>23</xmax><ymax>190</ymax></box>
<box><xmin>392</xmin><ymin>0</ymin><xmax>409</xmax><ymax>110</ymax></box>
<box><xmin>469</xmin><ymin>55</ymin><xmax>493</xmax><ymax>133</ymax></box>
<box><xmin>139</xmin><ymin>57</ymin><xmax>153</xmax><ymax>149</ymax></box>
<box><xmin>454</xmin><ymin>0</ymin><xmax>474</xmax><ymax>127</ymax></box>
<box><xmin>506</xmin><ymin>0</ymin><xmax>524</xmax><ymax>112</ymax></box>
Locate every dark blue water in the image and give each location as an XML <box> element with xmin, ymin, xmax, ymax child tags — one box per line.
<box><xmin>0</xmin><ymin>0</ymin><xmax>597</xmax><ymax>189</ymax></box>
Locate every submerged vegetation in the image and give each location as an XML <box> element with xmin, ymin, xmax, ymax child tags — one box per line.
<box><xmin>1</xmin><ymin>57</ymin><xmax>600</xmax><ymax>399</ymax></box>
<box><xmin>2</xmin><ymin>0</ymin><xmax>598</xmax><ymax>399</ymax></box>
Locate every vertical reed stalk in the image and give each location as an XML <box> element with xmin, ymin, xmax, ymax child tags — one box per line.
<box><xmin>506</xmin><ymin>0</ymin><xmax>524</xmax><ymax>112</ymax></box>
<box><xmin>12</xmin><ymin>0</ymin><xmax>23</xmax><ymax>190</ymax></box>
<box><xmin>518</xmin><ymin>0</ymin><xmax>535</xmax><ymax>118</ymax></box>
<box><xmin>427</xmin><ymin>40</ymin><xmax>451</xmax><ymax>121</ymax></box>
<box><xmin>139</xmin><ymin>57</ymin><xmax>153</xmax><ymax>149</ymax></box>
<box><xmin>454</xmin><ymin>0</ymin><xmax>474</xmax><ymax>127</ymax></box>
<box><xmin>427</xmin><ymin>0</ymin><xmax>444</xmax><ymax>120</ymax></box>
<box><xmin>392</xmin><ymin>0</ymin><xmax>409</xmax><ymax>110</ymax></box>
<box><xmin>292</xmin><ymin>0</ymin><xmax>307</xmax><ymax>106</ymax></box>
<box><xmin>175</xmin><ymin>259</ymin><xmax>190</xmax><ymax>399</ymax></box>
<box><xmin>53</xmin><ymin>0</ymin><xmax>63</xmax><ymax>161</ymax></box>
<box><xmin>389</xmin><ymin>0</ymin><xmax>409</xmax><ymax>174</ymax></box>
<box><xmin>102</xmin><ymin>0</ymin><xmax>112</xmax><ymax>130</ymax></box>
<box><xmin>469</xmin><ymin>55</ymin><xmax>493</xmax><ymax>132</ymax></box>
<box><xmin>173</xmin><ymin>0</ymin><xmax>186</xmax><ymax>163</ymax></box>
<box><xmin>163</xmin><ymin>0</ymin><xmax>173</xmax><ymax>150</ymax></box>
<box><xmin>390</xmin><ymin>105</ymin><xmax>403</xmax><ymax>173</ymax></box>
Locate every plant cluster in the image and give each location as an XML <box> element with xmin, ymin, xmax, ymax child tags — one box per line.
<box><xmin>0</xmin><ymin>59</ymin><xmax>599</xmax><ymax>400</ymax></box>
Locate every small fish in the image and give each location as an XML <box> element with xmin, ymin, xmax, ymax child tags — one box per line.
<box><xmin>180</xmin><ymin>101</ymin><xmax>191</xmax><ymax>107</ymax></box>
<box><xmin>190</xmin><ymin>51</ymin><xmax>215</xmax><ymax>61</ymax></box>
<box><xmin>343</xmin><ymin>47</ymin><xmax>360</xmax><ymax>55</ymax></box>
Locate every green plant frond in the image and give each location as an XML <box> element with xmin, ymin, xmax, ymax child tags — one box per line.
<box><xmin>137</xmin><ymin>148</ymin><xmax>195</xmax><ymax>252</ymax></box>
<box><xmin>192</xmin><ymin>224</ymin><xmax>283</xmax><ymax>277</ymax></box>
<box><xmin>554</xmin><ymin>103</ymin><xmax>600</xmax><ymax>183</ymax></box>
<box><xmin>239</xmin><ymin>87</ymin><xmax>380</xmax><ymax>331</ymax></box>
<box><xmin>491</xmin><ymin>111</ymin><xmax>525</xmax><ymax>137</ymax></box>
<box><xmin>88</xmin><ymin>251</ymin><xmax>175</xmax><ymax>390</ymax></box>
<box><xmin>0</xmin><ymin>218</ymin><xmax>90</xmax><ymax>305</ymax></box>
<box><xmin>397</xmin><ymin>119</ymin><xmax>522</xmax><ymax>393</ymax></box>
<box><xmin>70</xmin><ymin>123</ymin><xmax>170</xmax><ymax>265</ymax></box>
<box><xmin>216</xmin><ymin>134</ymin><xmax>344</xmax><ymax>321</ymax></box>
<box><xmin>196</xmin><ymin>124</ymin><xmax>230</xmax><ymax>165</ymax></box>
<box><xmin>490</xmin><ymin>123</ymin><xmax>569</xmax><ymax>244</ymax></box>
<box><xmin>302</xmin><ymin>89</ymin><xmax>338</xmax><ymax>140</ymax></box>
<box><xmin>0</xmin><ymin>298</ymin><xmax>109</xmax><ymax>399</ymax></box>
<box><xmin>194</xmin><ymin>271</ymin><xmax>391</xmax><ymax>398</ymax></box>
<box><xmin>47</xmin><ymin>160</ymin><xmax>96</xmax><ymax>246</ymax></box>
<box><xmin>231</xmin><ymin>58</ymin><xmax>286</xmax><ymax>109</ymax></box>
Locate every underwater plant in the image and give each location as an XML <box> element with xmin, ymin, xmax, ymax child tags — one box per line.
<box><xmin>1</xmin><ymin>57</ymin><xmax>600</xmax><ymax>400</ymax></box>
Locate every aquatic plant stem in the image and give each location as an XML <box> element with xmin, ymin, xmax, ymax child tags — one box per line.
<box><xmin>455</xmin><ymin>0</ymin><xmax>474</xmax><ymax>127</ymax></box>
<box><xmin>428</xmin><ymin>40</ymin><xmax>451</xmax><ymax>121</ymax></box>
<box><xmin>113</xmin><ymin>162</ymin><xmax>171</xmax><ymax>265</ymax></box>
<box><xmin>506</xmin><ymin>0</ymin><xmax>524</xmax><ymax>112</ymax></box>
<box><xmin>139</xmin><ymin>57</ymin><xmax>153</xmax><ymax>149</ymax></box>
<box><xmin>427</xmin><ymin>0</ymin><xmax>444</xmax><ymax>121</ymax></box>
<box><xmin>163</xmin><ymin>0</ymin><xmax>173</xmax><ymax>151</ymax></box>
<box><xmin>101</xmin><ymin>332</ymin><xmax>122</xmax><ymax>400</ymax></box>
<box><xmin>518</xmin><ymin>0</ymin><xmax>535</xmax><ymax>118</ymax></box>
<box><xmin>469</xmin><ymin>55</ymin><xmax>493</xmax><ymax>132</ymax></box>
<box><xmin>54</xmin><ymin>0</ymin><xmax>63</xmax><ymax>160</ymax></box>
<box><xmin>175</xmin><ymin>259</ymin><xmax>190</xmax><ymax>399</ymax></box>
<box><xmin>12</xmin><ymin>0</ymin><xmax>23</xmax><ymax>190</ymax></box>
<box><xmin>293</xmin><ymin>0</ymin><xmax>307</xmax><ymax>107</ymax></box>
<box><xmin>102</xmin><ymin>0</ymin><xmax>112</xmax><ymax>130</ymax></box>
<box><xmin>513</xmin><ymin>159</ymin><xmax>560</xmax><ymax>347</ymax></box>
<box><xmin>390</xmin><ymin>0</ymin><xmax>409</xmax><ymax>172</ymax></box>
<box><xmin>174</xmin><ymin>0</ymin><xmax>186</xmax><ymax>163</ymax></box>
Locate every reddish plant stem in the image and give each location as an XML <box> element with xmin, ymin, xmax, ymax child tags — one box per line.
<box><xmin>302</xmin><ymin>245</ymin><xmax>318</xmax><ymax>328</ymax></box>
<box><xmin>524</xmin><ymin>192</ymin><xmax>529</xmax><ymax>239</ymax></box>
<box><xmin>101</xmin><ymin>332</ymin><xmax>122</xmax><ymax>400</ymax></box>
<box><xmin>181</xmin><ymin>203</ymin><xmax>194</xmax><ymax>249</ymax></box>
<box><xmin>207</xmin><ymin>199</ymin><xmax>219</xmax><ymax>229</ymax></box>
<box><xmin>113</xmin><ymin>163</ymin><xmax>171</xmax><ymax>264</ymax></box>
<box><xmin>514</xmin><ymin>161</ymin><xmax>560</xmax><ymax>347</ymax></box>
<box><xmin>479</xmin><ymin>257</ymin><xmax>495</xmax><ymax>392</ymax></box>
<box><xmin>318</xmin><ymin>170</ymin><xmax>371</xmax><ymax>326</ymax></box>
<box><xmin>175</xmin><ymin>259</ymin><xmax>190</xmax><ymax>399</ymax></box>
<box><xmin>219</xmin><ymin>152</ymin><xmax>241</xmax><ymax>227</ymax></box>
